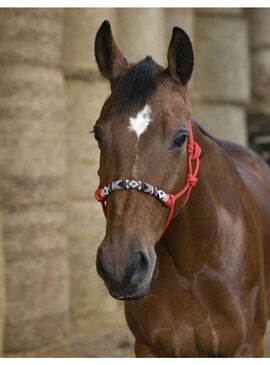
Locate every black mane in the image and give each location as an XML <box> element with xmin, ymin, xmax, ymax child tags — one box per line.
<box><xmin>114</xmin><ymin>56</ymin><xmax>158</xmax><ymax>110</ymax></box>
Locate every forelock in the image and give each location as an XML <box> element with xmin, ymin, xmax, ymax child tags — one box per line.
<box><xmin>113</xmin><ymin>56</ymin><xmax>159</xmax><ymax>111</ymax></box>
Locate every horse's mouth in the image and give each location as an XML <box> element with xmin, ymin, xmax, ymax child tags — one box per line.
<box><xmin>105</xmin><ymin>276</ymin><xmax>152</xmax><ymax>301</ymax></box>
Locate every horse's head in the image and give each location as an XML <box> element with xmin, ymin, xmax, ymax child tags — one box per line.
<box><xmin>94</xmin><ymin>21</ymin><xmax>194</xmax><ymax>300</ymax></box>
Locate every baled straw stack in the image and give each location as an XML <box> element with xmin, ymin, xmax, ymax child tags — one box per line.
<box><xmin>63</xmin><ymin>8</ymin><xmax>116</xmax><ymax>77</ymax></box>
<box><xmin>63</xmin><ymin>9</ymin><xmax>133</xmax><ymax>355</ymax></box>
<box><xmin>0</xmin><ymin>211</ymin><xmax>5</xmax><ymax>356</ymax></box>
<box><xmin>192</xmin><ymin>10</ymin><xmax>249</xmax><ymax>145</ymax></box>
<box><xmin>248</xmin><ymin>9</ymin><xmax>270</xmax><ymax>115</ymax></box>
<box><xmin>117</xmin><ymin>9</ymin><xmax>166</xmax><ymax>65</ymax></box>
<box><xmin>0</xmin><ymin>8</ymin><xmax>70</xmax><ymax>356</ymax></box>
<box><xmin>0</xmin><ymin>64</ymin><xmax>67</xmax><ymax>207</ymax></box>
<box><xmin>0</xmin><ymin>9</ymin><xmax>63</xmax><ymax>66</ymax></box>
<box><xmin>3</xmin><ymin>205</ymin><xmax>69</xmax><ymax>356</ymax></box>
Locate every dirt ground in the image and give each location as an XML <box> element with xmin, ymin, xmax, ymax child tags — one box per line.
<box><xmin>70</xmin><ymin>320</ymin><xmax>270</xmax><ymax>357</ymax></box>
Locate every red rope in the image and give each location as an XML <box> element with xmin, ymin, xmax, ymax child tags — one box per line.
<box><xmin>162</xmin><ymin>120</ymin><xmax>201</xmax><ymax>231</ymax></box>
<box><xmin>94</xmin><ymin>187</ymin><xmax>107</xmax><ymax>217</ymax></box>
<box><xmin>94</xmin><ymin>120</ymin><xmax>201</xmax><ymax>232</ymax></box>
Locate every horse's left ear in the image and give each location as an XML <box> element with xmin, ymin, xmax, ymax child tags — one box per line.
<box><xmin>95</xmin><ymin>20</ymin><xmax>128</xmax><ymax>81</ymax></box>
<box><xmin>167</xmin><ymin>27</ymin><xmax>194</xmax><ymax>85</ymax></box>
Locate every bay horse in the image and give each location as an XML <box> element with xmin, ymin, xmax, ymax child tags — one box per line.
<box><xmin>93</xmin><ymin>20</ymin><xmax>270</xmax><ymax>357</ymax></box>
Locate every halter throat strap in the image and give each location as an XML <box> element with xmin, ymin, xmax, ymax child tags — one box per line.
<box><xmin>94</xmin><ymin>119</ymin><xmax>201</xmax><ymax>232</ymax></box>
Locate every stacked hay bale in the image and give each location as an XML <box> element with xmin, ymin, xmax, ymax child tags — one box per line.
<box><xmin>0</xmin><ymin>212</ymin><xmax>4</xmax><ymax>356</ymax></box>
<box><xmin>0</xmin><ymin>9</ymin><xmax>70</xmax><ymax>356</ymax></box>
<box><xmin>248</xmin><ymin>9</ymin><xmax>270</xmax><ymax>117</ymax></box>
<box><xmin>192</xmin><ymin>9</ymin><xmax>250</xmax><ymax>145</ymax></box>
<box><xmin>247</xmin><ymin>9</ymin><xmax>270</xmax><ymax>163</ymax></box>
<box><xmin>117</xmin><ymin>8</ymin><xmax>166</xmax><ymax>65</ymax></box>
<box><xmin>63</xmin><ymin>9</ymin><xmax>133</xmax><ymax>357</ymax></box>
<box><xmin>165</xmin><ymin>9</ymin><xmax>194</xmax><ymax>46</ymax></box>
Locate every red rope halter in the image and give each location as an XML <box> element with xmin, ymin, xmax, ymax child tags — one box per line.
<box><xmin>94</xmin><ymin>119</ymin><xmax>201</xmax><ymax>232</ymax></box>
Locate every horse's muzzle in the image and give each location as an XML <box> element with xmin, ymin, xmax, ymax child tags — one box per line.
<box><xmin>96</xmin><ymin>240</ymin><xmax>155</xmax><ymax>300</ymax></box>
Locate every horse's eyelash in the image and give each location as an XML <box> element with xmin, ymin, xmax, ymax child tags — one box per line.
<box><xmin>89</xmin><ymin>129</ymin><xmax>94</xmax><ymax>134</ymax></box>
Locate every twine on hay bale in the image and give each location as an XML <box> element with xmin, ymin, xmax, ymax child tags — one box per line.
<box><xmin>0</xmin><ymin>9</ymin><xmax>63</xmax><ymax>67</ymax></box>
<box><xmin>0</xmin><ymin>211</ymin><xmax>5</xmax><ymax>356</ymax></box>
<box><xmin>0</xmin><ymin>64</ymin><xmax>67</xmax><ymax>208</ymax></box>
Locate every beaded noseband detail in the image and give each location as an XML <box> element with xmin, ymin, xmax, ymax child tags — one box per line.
<box><xmin>98</xmin><ymin>179</ymin><xmax>170</xmax><ymax>204</ymax></box>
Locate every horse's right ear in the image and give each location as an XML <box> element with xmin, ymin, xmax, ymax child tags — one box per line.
<box><xmin>94</xmin><ymin>20</ymin><xmax>128</xmax><ymax>81</ymax></box>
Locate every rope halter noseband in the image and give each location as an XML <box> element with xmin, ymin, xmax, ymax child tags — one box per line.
<box><xmin>94</xmin><ymin>120</ymin><xmax>201</xmax><ymax>232</ymax></box>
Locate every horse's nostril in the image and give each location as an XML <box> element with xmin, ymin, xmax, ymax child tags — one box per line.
<box><xmin>96</xmin><ymin>245</ymin><xmax>111</xmax><ymax>282</ymax></box>
<box><xmin>129</xmin><ymin>251</ymin><xmax>150</xmax><ymax>285</ymax></box>
<box><xmin>137</xmin><ymin>251</ymin><xmax>148</xmax><ymax>273</ymax></box>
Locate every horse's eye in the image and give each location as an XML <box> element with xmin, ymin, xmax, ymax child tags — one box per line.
<box><xmin>173</xmin><ymin>134</ymin><xmax>187</xmax><ymax>148</ymax></box>
<box><xmin>93</xmin><ymin>127</ymin><xmax>103</xmax><ymax>148</ymax></box>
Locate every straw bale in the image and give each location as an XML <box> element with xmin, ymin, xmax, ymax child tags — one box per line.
<box><xmin>68</xmin><ymin>201</ymin><xmax>126</xmax><ymax>336</ymax></box>
<box><xmin>248</xmin><ymin>9</ymin><xmax>270</xmax><ymax>49</ymax></box>
<box><xmin>0</xmin><ymin>9</ymin><xmax>63</xmax><ymax>66</ymax></box>
<box><xmin>2</xmin><ymin>205</ymin><xmax>67</xmax><ymax>262</ymax></box>
<box><xmin>70</xmin><ymin>325</ymin><xmax>134</xmax><ymax>357</ymax></box>
<box><xmin>195</xmin><ymin>8</ymin><xmax>243</xmax><ymax>16</ymax></box>
<box><xmin>0</xmin><ymin>212</ymin><xmax>5</xmax><ymax>356</ymax></box>
<box><xmin>192</xmin><ymin>103</ymin><xmax>247</xmax><ymax>145</ymax></box>
<box><xmin>66</xmin><ymin>78</ymin><xmax>110</xmax><ymax>201</ymax></box>
<box><xmin>117</xmin><ymin>9</ymin><xmax>166</xmax><ymax>65</ymax></box>
<box><xmin>3</xmin><ymin>204</ymin><xmax>69</xmax><ymax>354</ymax></box>
<box><xmin>165</xmin><ymin>9</ymin><xmax>194</xmax><ymax>43</ymax></box>
<box><xmin>0</xmin><ymin>64</ymin><xmax>67</xmax><ymax>207</ymax></box>
<box><xmin>250</xmin><ymin>49</ymin><xmax>270</xmax><ymax>116</ymax></box>
<box><xmin>63</xmin><ymin>9</ymin><xmax>116</xmax><ymax>77</ymax></box>
<box><xmin>193</xmin><ymin>15</ymin><xmax>250</xmax><ymax>104</ymax></box>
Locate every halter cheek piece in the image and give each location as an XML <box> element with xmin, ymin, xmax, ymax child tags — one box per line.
<box><xmin>94</xmin><ymin>120</ymin><xmax>201</xmax><ymax>232</ymax></box>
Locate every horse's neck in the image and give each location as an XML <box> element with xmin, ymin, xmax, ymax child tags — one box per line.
<box><xmin>161</xmin><ymin>130</ymin><xmax>245</xmax><ymax>277</ymax></box>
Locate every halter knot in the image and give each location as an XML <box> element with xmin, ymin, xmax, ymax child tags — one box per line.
<box><xmin>188</xmin><ymin>142</ymin><xmax>201</xmax><ymax>160</ymax></box>
<box><xmin>187</xmin><ymin>143</ymin><xmax>195</xmax><ymax>155</ymax></box>
<box><xmin>185</xmin><ymin>174</ymin><xmax>198</xmax><ymax>187</ymax></box>
<box><xmin>94</xmin><ymin>187</ymin><xmax>106</xmax><ymax>203</ymax></box>
<box><xmin>163</xmin><ymin>193</ymin><xmax>176</xmax><ymax>208</ymax></box>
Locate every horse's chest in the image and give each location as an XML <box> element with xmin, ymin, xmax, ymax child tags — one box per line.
<box><xmin>148</xmin><ymin>307</ymin><xmax>221</xmax><ymax>357</ymax></box>
<box><xmin>127</xmin><ymin>266</ymin><xmax>248</xmax><ymax>357</ymax></box>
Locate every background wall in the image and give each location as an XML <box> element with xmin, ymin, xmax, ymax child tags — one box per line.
<box><xmin>0</xmin><ymin>7</ymin><xmax>269</xmax><ymax>357</ymax></box>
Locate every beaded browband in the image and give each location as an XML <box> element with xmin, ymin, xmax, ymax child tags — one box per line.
<box><xmin>94</xmin><ymin>119</ymin><xmax>201</xmax><ymax>232</ymax></box>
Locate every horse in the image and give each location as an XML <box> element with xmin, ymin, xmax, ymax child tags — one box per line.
<box><xmin>92</xmin><ymin>20</ymin><xmax>270</xmax><ymax>357</ymax></box>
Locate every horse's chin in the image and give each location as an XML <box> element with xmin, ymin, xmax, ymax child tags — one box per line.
<box><xmin>106</xmin><ymin>275</ymin><xmax>153</xmax><ymax>301</ymax></box>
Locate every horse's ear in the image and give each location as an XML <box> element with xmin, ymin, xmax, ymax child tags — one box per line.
<box><xmin>167</xmin><ymin>27</ymin><xmax>194</xmax><ymax>85</ymax></box>
<box><xmin>95</xmin><ymin>20</ymin><xmax>128</xmax><ymax>81</ymax></box>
